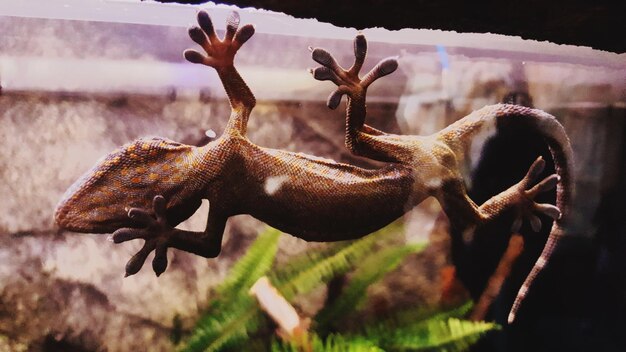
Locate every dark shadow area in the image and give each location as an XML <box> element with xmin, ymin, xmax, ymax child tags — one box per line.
<box><xmin>458</xmin><ymin>107</ymin><xmax>626</xmax><ymax>351</ymax></box>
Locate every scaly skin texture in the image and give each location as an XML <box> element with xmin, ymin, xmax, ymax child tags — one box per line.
<box><xmin>54</xmin><ymin>11</ymin><xmax>573</xmax><ymax>324</ymax></box>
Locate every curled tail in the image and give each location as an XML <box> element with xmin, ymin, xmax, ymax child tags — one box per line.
<box><xmin>503</xmin><ymin>105</ymin><xmax>574</xmax><ymax>323</ymax></box>
<box><xmin>440</xmin><ymin>104</ymin><xmax>574</xmax><ymax>323</ymax></box>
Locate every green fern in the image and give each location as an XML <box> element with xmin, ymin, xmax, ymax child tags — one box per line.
<box><xmin>215</xmin><ymin>227</ymin><xmax>281</xmax><ymax>297</ymax></box>
<box><xmin>271</xmin><ymin>242</ymin><xmax>348</xmax><ymax>284</ymax></box>
<box><xmin>371</xmin><ymin>301</ymin><xmax>475</xmax><ymax>333</ymax></box>
<box><xmin>180</xmin><ymin>227</ymin><xmax>281</xmax><ymax>352</ymax></box>
<box><xmin>381</xmin><ymin>318</ymin><xmax>498</xmax><ymax>351</ymax></box>
<box><xmin>182</xmin><ymin>297</ymin><xmax>260</xmax><ymax>352</ymax></box>
<box><xmin>183</xmin><ymin>224</ymin><xmax>497</xmax><ymax>352</ymax></box>
<box><xmin>273</xmin><ymin>229</ymin><xmax>384</xmax><ymax>301</ymax></box>
<box><xmin>273</xmin><ymin>303</ymin><xmax>496</xmax><ymax>352</ymax></box>
<box><xmin>315</xmin><ymin>242</ymin><xmax>426</xmax><ymax>331</ymax></box>
<box><xmin>363</xmin><ymin>303</ymin><xmax>497</xmax><ymax>351</ymax></box>
<box><xmin>182</xmin><ymin>224</ymin><xmax>406</xmax><ymax>351</ymax></box>
<box><xmin>272</xmin><ymin>333</ymin><xmax>384</xmax><ymax>352</ymax></box>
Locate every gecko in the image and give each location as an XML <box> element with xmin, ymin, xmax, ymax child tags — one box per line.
<box><xmin>54</xmin><ymin>11</ymin><xmax>573</xmax><ymax>323</ymax></box>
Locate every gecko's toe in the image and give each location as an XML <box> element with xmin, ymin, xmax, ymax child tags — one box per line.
<box><xmin>353</xmin><ymin>34</ymin><xmax>367</xmax><ymax>60</ymax></box>
<box><xmin>360</xmin><ymin>57</ymin><xmax>399</xmax><ymax>88</ymax></box>
<box><xmin>152</xmin><ymin>243</ymin><xmax>169</xmax><ymax>277</ymax></box>
<box><xmin>528</xmin><ymin>174</ymin><xmax>559</xmax><ymax>197</ymax></box>
<box><xmin>535</xmin><ymin>203</ymin><xmax>561</xmax><ymax>220</ymax></box>
<box><xmin>189</xmin><ymin>26</ymin><xmax>208</xmax><ymax>46</ymax></box>
<box><xmin>377</xmin><ymin>57</ymin><xmax>399</xmax><ymax>76</ymax></box>
<box><xmin>152</xmin><ymin>195</ymin><xmax>167</xmax><ymax>215</ymax></box>
<box><xmin>526</xmin><ymin>156</ymin><xmax>546</xmax><ymax>182</ymax></box>
<box><xmin>112</xmin><ymin>228</ymin><xmax>145</xmax><ymax>243</ymax></box>
<box><xmin>128</xmin><ymin>207</ymin><xmax>155</xmax><ymax>225</ymax></box>
<box><xmin>184</xmin><ymin>49</ymin><xmax>206</xmax><ymax>64</ymax></box>
<box><xmin>311</xmin><ymin>67</ymin><xmax>339</xmax><ymax>82</ymax></box>
<box><xmin>327</xmin><ymin>89</ymin><xmax>345</xmax><ymax>110</ymax></box>
<box><xmin>529</xmin><ymin>214</ymin><xmax>542</xmax><ymax>232</ymax></box>
<box><xmin>124</xmin><ymin>241</ymin><xmax>155</xmax><ymax>277</ymax></box>
<box><xmin>226</xmin><ymin>11</ymin><xmax>240</xmax><ymax>33</ymax></box>
<box><xmin>311</xmin><ymin>48</ymin><xmax>336</xmax><ymax>67</ymax></box>
<box><xmin>511</xmin><ymin>216</ymin><xmax>523</xmax><ymax>233</ymax></box>
<box><xmin>197</xmin><ymin>10</ymin><xmax>215</xmax><ymax>37</ymax></box>
<box><xmin>234</xmin><ymin>24</ymin><xmax>255</xmax><ymax>47</ymax></box>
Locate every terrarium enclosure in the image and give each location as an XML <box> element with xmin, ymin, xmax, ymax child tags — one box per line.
<box><xmin>0</xmin><ymin>1</ymin><xmax>625</xmax><ymax>351</ymax></box>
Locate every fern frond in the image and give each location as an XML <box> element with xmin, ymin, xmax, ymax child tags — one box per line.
<box><xmin>184</xmin><ymin>223</ymin><xmax>497</xmax><ymax>352</ymax></box>
<box><xmin>180</xmin><ymin>295</ymin><xmax>262</xmax><ymax>352</ymax></box>
<box><xmin>375</xmin><ymin>300</ymin><xmax>474</xmax><ymax>331</ymax></box>
<box><xmin>273</xmin><ymin>221</ymin><xmax>404</xmax><ymax>285</ymax></box>
<box><xmin>275</xmin><ymin>227</ymin><xmax>386</xmax><ymax>300</ymax></box>
<box><xmin>181</xmin><ymin>227</ymin><xmax>281</xmax><ymax>352</ymax></box>
<box><xmin>355</xmin><ymin>302</ymin><xmax>495</xmax><ymax>351</ymax></box>
<box><xmin>271</xmin><ymin>243</ymin><xmax>347</xmax><ymax>283</ymax></box>
<box><xmin>271</xmin><ymin>333</ymin><xmax>384</xmax><ymax>352</ymax></box>
<box><xmin>315</xmin><ymin>243</ymin><xmax>426</xmax><ymax>331</ymax></box>
<box><xmin>384</xmin><ymin>318</ymin><xmax>498</xmax><ymax>352</ymax></box>
<box><xmin>216</xmin><ymin>227</ymin><xmax>281</xmax><ymax>297</ymax></box>
<box><xmin>272</xmin><ymin>316</ymin><xmax>495</xmax><ymax>352</ymax></box>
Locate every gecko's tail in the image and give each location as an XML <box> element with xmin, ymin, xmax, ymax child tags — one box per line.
<box><xmin>501</xmin><ymin>105</ymin><xmax>574</xmax><ymax>324</ymax></box>
<box><xmin>439</xmin><ymin>104</ymin><xmax>574</xmax><ymax>323</ymax></box>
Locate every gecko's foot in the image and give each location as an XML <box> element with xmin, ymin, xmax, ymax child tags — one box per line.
<box><xmin>183</xmin><ymin>10</ymin><xmax>254</xmax><ymax>69</ymax></box>
<box><xmin>510</xmin><ymin>157</ymin><xmax>561</xmax><ymax>233</ymax></box>
<box><xmin>111</xmin><ymin>195</ymin><xmax>176</xmax><ymax>277</ymax></box>
<box><xmin>309</xmin><ymin>34</ymin><xmax>398</xmax><ymax>109</ymax></box>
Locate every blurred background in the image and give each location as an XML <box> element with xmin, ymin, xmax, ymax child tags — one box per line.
<box><xmin>0</xmin><ymin>1</ymin><xmax>624</xmax><ymax>351</ymax></box>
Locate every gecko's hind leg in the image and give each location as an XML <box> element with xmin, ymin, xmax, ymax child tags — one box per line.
<box><xmin>112</xmin><ymin>195</ymin><xmax>227</xmax><ymax>277</ymax></box>
<box><xmin>184</xmin><ymin>10</ymin><xmax>256</xmax><ymax>136</ymax></box>
<box><xmin>441</xmin><ymin>157</ymin><xmax>561</xmax><ymax>235</ymax></box>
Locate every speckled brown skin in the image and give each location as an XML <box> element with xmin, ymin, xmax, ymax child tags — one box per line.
<box><xmin>54</xmin><ymin>11</ymin><xmax>573</xmax><ymax>323</ymax></box>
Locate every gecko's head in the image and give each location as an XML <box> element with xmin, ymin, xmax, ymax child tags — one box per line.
<box><xmin>54</xmin><ymin>161</ymin><xmax>148</xmax><ymax>234</ymax></box>
<box><xmin>55</xmin><ymin>137</ymin><xmax>200</xmax><ymax>234</ymax></box>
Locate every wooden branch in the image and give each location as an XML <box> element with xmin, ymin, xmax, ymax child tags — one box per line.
<box><xmin>470</xmin><ymin>234</ymin><xmax>524</xmax><ymax>321</ymax></box>
<box><xmin>249</xmin><ymin>276</ymin><xmax>311</xmax><ymax>350</ymax></box>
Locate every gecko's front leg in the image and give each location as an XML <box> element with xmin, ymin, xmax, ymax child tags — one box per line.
<box><xmin>184</xmin><ymin>10</ymin><xmax>256</xmax><ymax>135</ymax></box>
<box><xmin>112</xmin><ymin>195</ymin><xmax>227</xmax><ymax>277</ymax></box>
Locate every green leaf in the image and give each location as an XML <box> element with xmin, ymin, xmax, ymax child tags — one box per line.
<box><xmin>315</xmin><ymin>242</ymin><xmax>426</xmax><ymax>331</ymax></box>
<box><xmin>384</xmin><ymin>318</ymin><xmax>498</xmax><ymax>351</ymax></box>
<box><xmin>181</xmin><ymin>295</ymin><xmax>261</xmax><ymax>352</ymax></box>
<box><xmin>353</xmin><ymin>302</ymin><xmax>497</xmax><ymax>351</ymax></box>
<box><xmin>216</xmin><ymin>227</ymin><xmax>281</xmax><ymax>297</ymax></box>
<box><xmin>180</xmin><ymin>227</ymin><xmax>281</xmax><ymax>352</ymax></box>
<box><xmin>272</xmin><ymin>333</ymin><xmax>384</xmax><ymax>352</ymax></box>
<box><xmin>274</xmin><ymin>223</ymin><xmax>401</xmax><ymax>300</ymax></box>
<box><xmin>374</xmin><ymin>301</ymin><xmax>475</xmax><ymax>332</ymax></box>
<box><xmin>271</xmin><ymin>242</ymin><xmax>347</xmax><ymax>284</ymax></box>
<box><xmin>182</xmin><ymin>223</ymin><xmax>495</xmax><ymax>352</ymax></box>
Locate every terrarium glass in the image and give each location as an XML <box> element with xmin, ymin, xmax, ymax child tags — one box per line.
<box><xmin>0</xmin><ymin>1</ymin><xmax>624</xmax><ymax>351</ymax></box>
